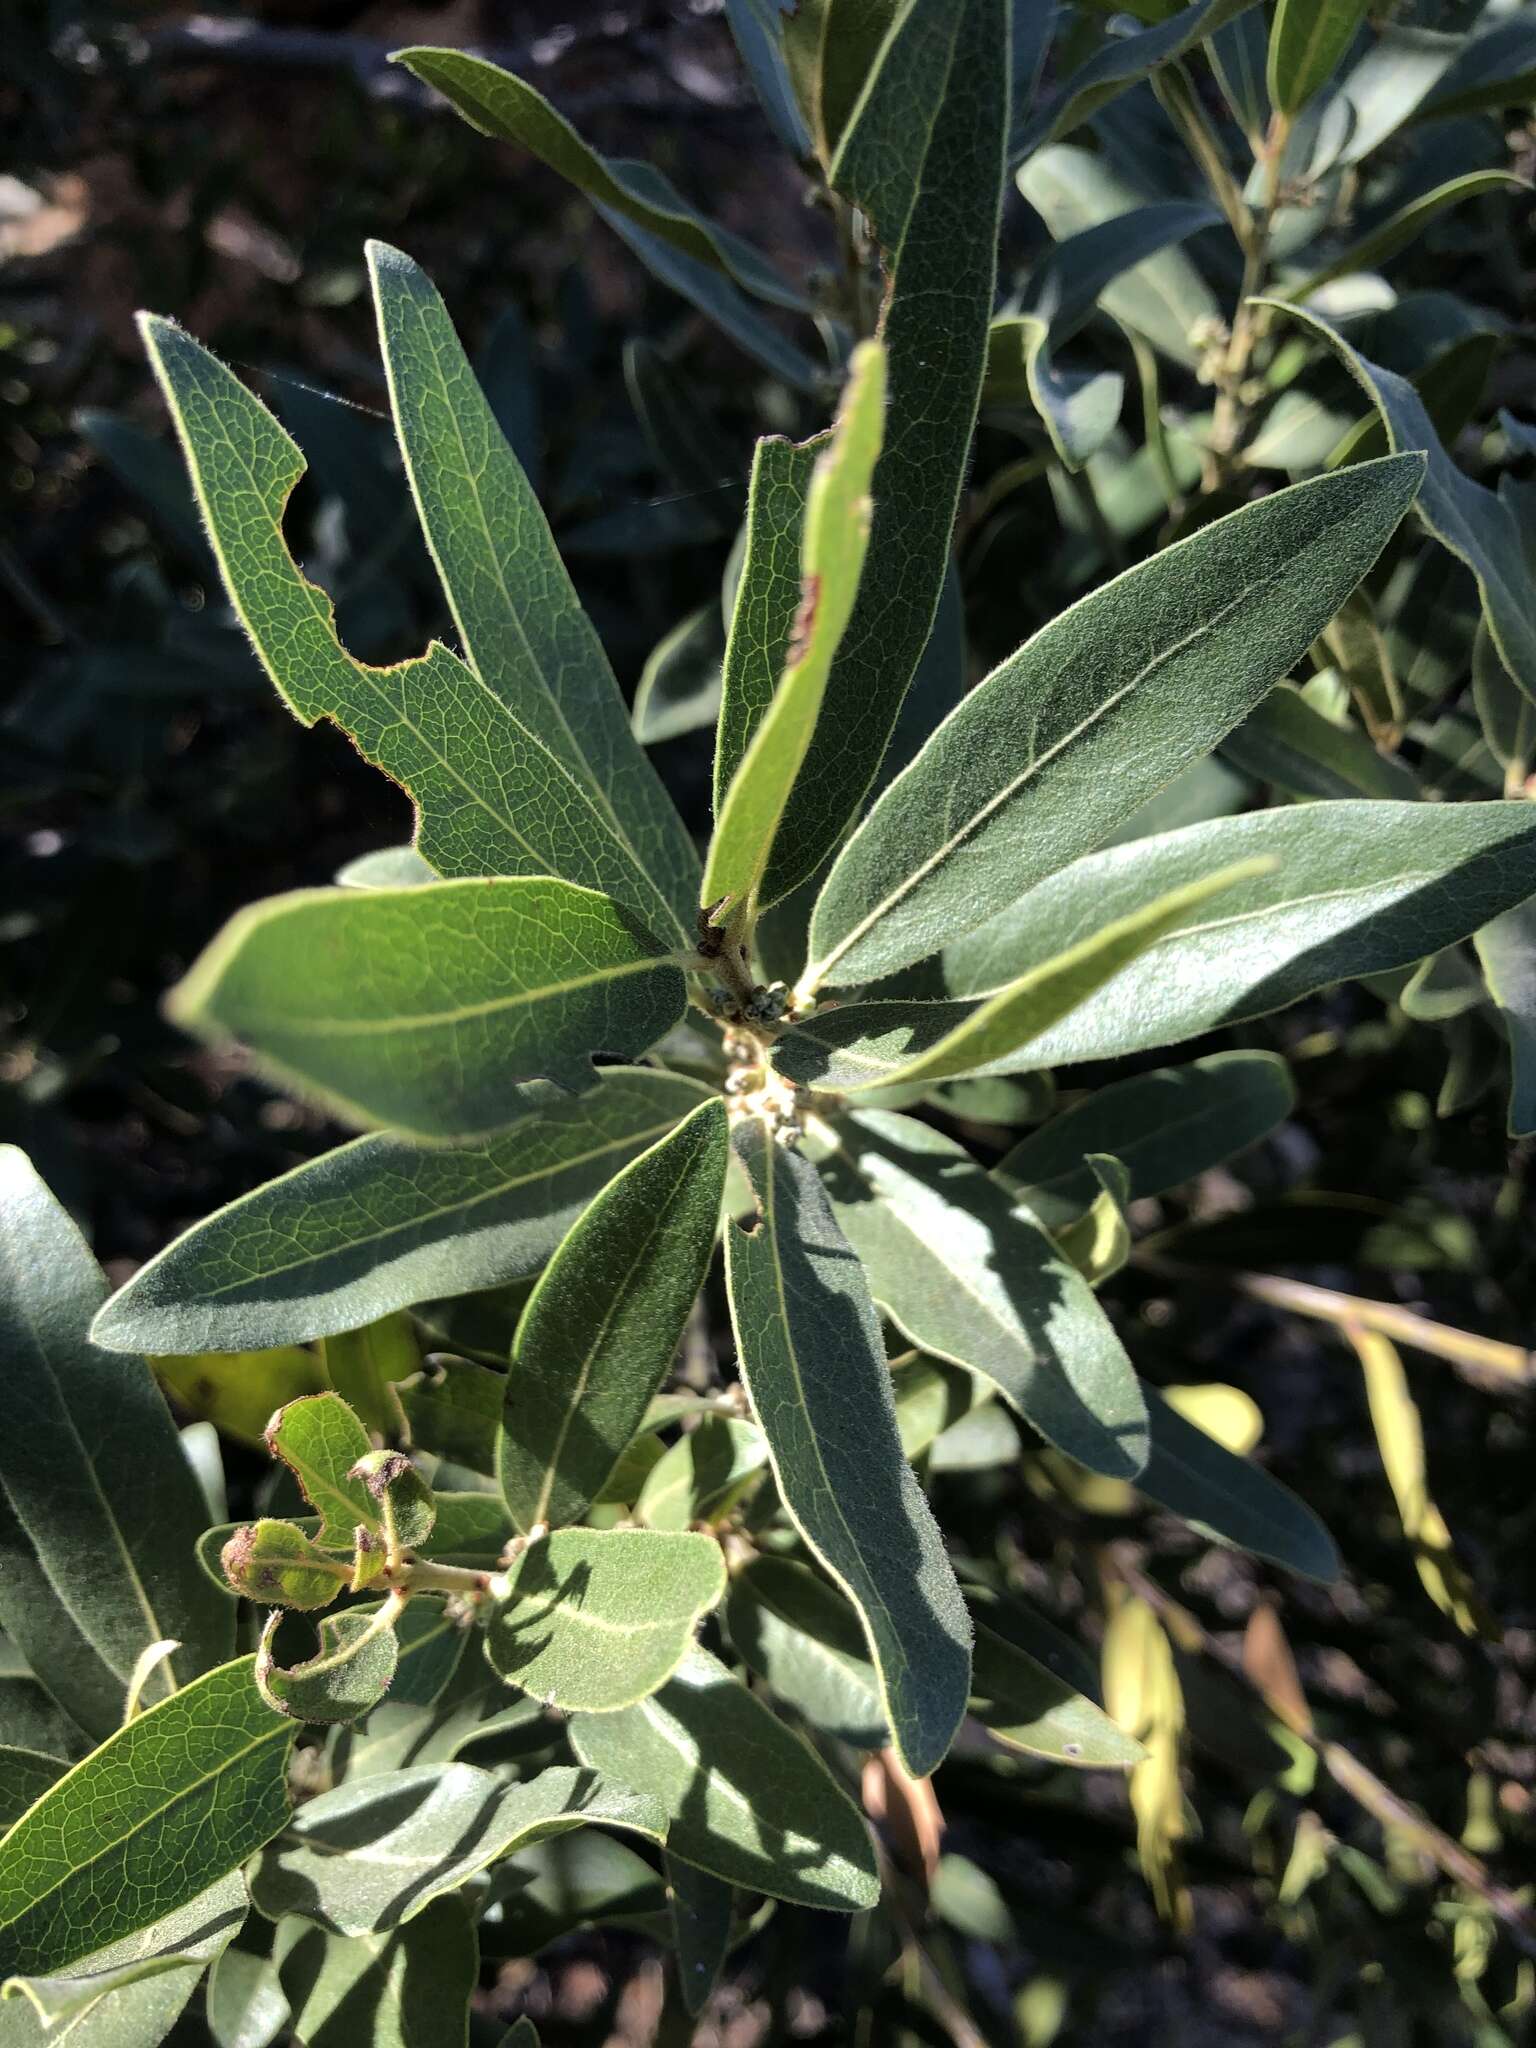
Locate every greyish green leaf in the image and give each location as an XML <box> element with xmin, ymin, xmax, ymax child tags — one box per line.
<box><xmin>635</xmin><ymin>1418</ymin><xmax>769</xmax><ymax>1531</ymax></box>
<box><xmin>400</xmin><ymin>1360</ymin><xmax>503</xmax><ymax>1474</ymax></box>
<box><xmin>1135</xmin><ymin>1386</ymin><xmax>1340</xmax><ymax>1580</ymax></box>
<box><xmin>367</xmin><ymin>243</ymin><xmax>699</xmax><ymax>939</ymax></box>
<box><xmin>390</xmin><ymin>51</ymin><xmax>807</xmax><ymax>312</ymax></box>
<box><xmin>1264</xmin><ymin>303</ymin><xmax>1536</xmax><ymax>707</ymax></box>
<box><xmin>0</xmin><ymin>1148</ymin><xmax>232</xmax><ymax>1739</ymax></box>
<box><xmin>140</xmin><ymin>316</ymin><xmax>690</xmax><ymax>945</ymax></box>
<box><xmin>569</xmin><ymin>1646</ymin><xmax>878</xmax><ymax>1909</ymax></box>
<box><xmin>993</xmin><ymin>1052</ymin><xmax>1295</xmax><ymax>1227</ymax></box>
<box><xmin>0</xmin><ymin>1658</ymin><xmax>293</xmax><ymax>1979</ymax></box>
<box><xmin>1267</xmin><ymin>0</ymin><xmax>1369</xmax><ymax>114</ymax></box>
<box><xmin>803</xmin><ymin>457</ymin><xmax>1424</xmax><ymax>990</ymax></box>
<box><xmin>168</xmin><ymin>878</ymin><xmax>686</xmax><ymax>1139</ymax></box>
<box><xmin>92</xmin><ymin>1070</ymin><xmax>710</xmax><ymax>1356</ymax></box>
<box><xmin>1222</xmin><ymin>681</ymin><xmax>1423</xmax><ymax>801</ymax></box>
<box><xmin>252</xmin><ymin>1762</ymin><xmax>664</xmax><ymax>1935</ymax></box>
<box><xmin>1411</xmin><ymin>13</ymin><xmax>1536</xmax><ymax>122</ymax></box>
<box><xmin>713</xmin><ymin>435</ymin><xmax>822</xmax><ymax>812</ymax></box>
<box><xmin>256</xmin><ymin>1602</ymin><xmax>402</xmax><ymax>1724</ymax></box>
<box><xmin>274</xmin><ymin>1897</ymin><xmax>475</xmax><ymax>2048</ymax></box>
<box><xmin>943</xmin><ymin>800</ymin><xmax>1536</xmax><ymax>1065</ymax></box>
<box><xmin>970</xmin><ymin>1621</ymin><xmax>1144</xmax><ymax>1768</ymax></box>
<box><xmin>632</xmin><ymin>604</ymin><xmax>723</xmax><ymax>747</ymax></box>
<box><xmin>724</xmin><ymin>1123</ymin><xmax>971</xmax><ymax>1777</ymax></box>
<box><xmin>668</xmin><ymin>1857</ymin><xmax>734</xmax><ymax>2017</ymax></box>
<box><xmin>724</xmin><ymin>1555</ymin><xmax>886</xmax><ymax>1745</ymax></box>
<box><xmin>499</xmin><ymin>1100</ymin><xmax>728</xmax><ymax>1533</ymax></box>
<box><xmin>821</xmin><ymin>1112</ymin><xmax>1148</xmax><ymax>1479</ymax></box>
<box><xmin>783</xmin><ymin>860</ymin><xmax>1263</xmax><ymax>1087</ymax></box>
<box><xmin>1474</xmin><ymin>900</ymin><xmax>1536</xmax><ymax>1137</ymax></box>
<box><xmin>0</xmin><ymin>1875</ymin><xmax>247</xmax><ymax>2047</ymax></box>
<box><xmin>263</xmin><ymin>1394</ymin><xmax>377</xmax><ymax>1546</ymax></box>
<box><xmin>483</xmin><ymin>1529</ymin><xmax>726</xmax><ymax>1711</ymax></box>
<box><xmin>758</xmin><ymin>0</ymin><xmax>1008</xmax><ymax>905</ymax></box>
<box><xmin>1284</xmin><ymin>172</ymin><xmax>1525</xmax><ymax>305</ymax></box>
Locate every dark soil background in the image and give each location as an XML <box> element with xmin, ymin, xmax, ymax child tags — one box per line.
<box><xmin>5</xmin><ymin>7</ymin><xmax>1536</xmax><ymax>2045</ymax></box>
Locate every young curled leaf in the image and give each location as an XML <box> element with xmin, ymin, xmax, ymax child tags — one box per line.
<box><xmin>264</xmin><ymin>1394</ymin><xmax>378</xmax><ymax>1546</ymax></box>
<box><xmin>256</xmin><ymin>1597</ymin><xmax>406</xmax><ymax>1724</ymax></box>
<box><xmin>220</xmin><ymin>1520</ymin><xmax>352</xmax><ymax>1612</ymax></box>
<box><xmin>348</xmin><ymin>1451</ymin><xmax>438</xmax><ymax>1557</ymax></box>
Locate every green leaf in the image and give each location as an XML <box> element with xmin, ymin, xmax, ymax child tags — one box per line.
<box><xmin>150</xmin><ymin>1344</ymin><xmax>327</xmax><ymax>1449</ymax></box>
<box><xmin>263</xmin><ymin>1394</ymin><xmax>377</xmax><ymax>1546</ymax></box>
<box><xmin>367</xmin><ymin>243</ymin><xmax>699</xmax><ymax>942</ymax></box>
<box><xmin>320</xmin><ymin>1315</ymin><xmax>419</xmax><ymax>1441</ymax></box>
<box><xmin>168</xmin><ymin>878</ymin><xmax>686</xmax><ymax>1139</ymax></box>
<box><xmin>1222</xmin><ymin>681</ymin><xmax>1422</xmax><ymax>800</ymax></box>
<box><xmin>0</xmin><ymin>1757</ymin><xmax>65</xmax><ymax>1835</ymax></box>
<box><xmin>1284</xmin><ymin>172</ymin><xmax>1526</xmax><ymax>305</ymax></box>
<box><xmin>759</xmin><ymin>0</ymin><xmax>1009</xmax><ymax>905</ymax></box>
<box><xmin>971</xmin><ymin>1619</ymin><xmax>1144</xmax><ymax>1767</ymax></box>
<box><xmin>704</xmin><ymin>342</ymin><xmax>886</xmax><ymax>923</ymax></box>
<box><xmin>92</xmin><ymin>1070</ymin><xmax>711</xmax><ymax>1355</ymax></box>
<box><xmin>570</xmin><ymin>1647</ymin><xmax>878</xmax><ymax>1909</ymax></box>
<box><xmin>206</xmin><ymin>1937</ymin><xmax>290</xmax><ymax>2048</ymax></box>
<box><xmin>633</xmin><ymin>604</ymin><xmax>723</xmax><ymax>747</ymax></box>
<box><xmin>1018</xmin><ymin>148</ymin><xmax>1221</xmax><ymax>369</ymax></box>
<box><xmin>1135</xmin><ymin>1386</ymin><xmax>1340</xmax><ymax>1580</ymax></box>
<box><xmin>993</xmin><ymin>1052</ymin><xmax>1295</xmax><ymax>1227</ymax></box>
<box><xmin>1474</xmin><ymin>899</ymin><xmax>1536</xmax><ymax>1137</ymax></box>
<box><xmin>787</xmin><ymin>860</ymin><xmax>1264</xmax><ymax>1087</ymax></box>
<box><xmin>0</xmin><ymin>1148</ymin><xmax>233</xmax><ymax>1739</ymax></box>
<box><xmin>399</xmin><ymin>1360</ymin><xmax>503</xmax><ymax>1475</ymax></box>
<box><xmin>668</xmin><ymin>1857</ymin><xmax>734</xmax><ymax>2017</ymax></box>
<box><xmin>713</xmin><ymin>435</ymin><xmax>823</xmax><ymax>814</ymax></box>
<box><xmin>942</xmin><ymin>800</ymin><xmax>1536</xmax><ymax>1065</ymax></box>
<box><xmin>1267</xmin><ymin>0</ymin><xmax>1369</xmax><ymax>113</ymax></box>
<box><xmin>805</xmin><ymin>457</ymin><xmax>1424</xmax><ymax>989</ymax></box>
<box><xmin>256</xmin><ymin>1602</ymin><xmax>402</xmax><ymax>1724</ymax></box>
<box><xmin>724</xmin><ymin>1123</ymin><xmax>971</xmax><ymax>1776</ymax></box>
<box><xmin>219</xmin><ymin>1520</ymin><xmax>352</xmax><ymax>1611</ymax></box>
<box><xmin>788</xmin><ymin>0</ymin><xmax>904</xmax><ymax>162</ymax></box>
<box><xmin>139</xmin><ymin>316</ymin><xmax>689</xmax><ymax>945</ymax></box>
<box><xmin>390</xmin><ymin>51</ymin><xmax>806</xmax><ymax>313</ymax></box>
<box><xmin>0</xmin><ymin>1658</ymin><xmax>293</xmax><ymax>1978</ymax></box>
<box><xmin>199</xmin><ymin>1495</ymin><xmax>512</xmax><ymax>1598</ymax></box>
<box><xmin>1015</xmin><ymin>0</ymin><xmax>1261</xmax><ymax>162</ymax></box>
<box><xmin>1411</xmin><ymin>13</ymin><xmax>1536</xmax><ymax>122</ymax></box>
<box><xmin>1264</xmin><ymin>304</ymin><xmax>1536</xmax><ymax>707</ymax></box>
<box><xmin>1</xmin><ymin>1875</ymin><xmax>247</xmax><ymax>2046</ymax></box>
<box><xmin>485</xmin><ymin>1529</ymin><xmax>726</xmax><ymax>1711</ymax></box>
<box><xmin>822</xmin><ymin>1112</ymin><xmax>1148</xmax><ymax>1478</ymax></box>
<box><xmin>724</xmin><ymin>1555</ymin><xmax>886</xmax><ymax>1745</ymax></box>
<box><xmin>1474</xmin><ymin>625</ymin><xmax>1536</xmax><ymax>784</ymax></box>
<box><xmin>252</xmin><ymin>1761</ymin><xmax>664</xmax><ymax>1935</ymax></box>
<box><xmin>499</xmin><ymin>1100</ymin><xmax>728</xmax><ymax>1533</ymax></box>
<box><xmin>636</xmin><ymin>1418</ymin><xmax>769</xmax><ymax>1531</ymax></box>
<box><xmin>351</xmin><ymin>1451</ymin><xmax>436</xmax><ymax>1557</ymax></box>
<box><xmin>486</xmin><ymin>1830</ymin><xmax>667</xmax><ymax>1958</ymax></box>
<box><xmin>275</xmin><ymin>1896</ymin><xmax>476</xmax><ymax>2048</ymax></box>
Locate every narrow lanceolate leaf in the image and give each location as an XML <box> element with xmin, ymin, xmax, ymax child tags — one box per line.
<box><xmin>725</xmin><ymin>1123</ymin><xmax>971</xmax><ymax>1776</ymax></box>
<box><xmin>484</xmin><ymin>1529</ymin><xmax>726</xmax><ymax>1710</ymax></box>
<box><xmin>253</xmin><ymin>1763</ymin><xmax>664</xmax><ymax>1936</ymax></box>
<box><xmin>1267</xmin><ymin>0</ymin><xmax>1369</xmax><ymax>113</ymax></box>
<box><xmin>1264</xmin><ymin>304</ymin><xmax>1536</xmax><ymax>709</ymax></box>
<box><xmin>92</xmin><ymin>1070</ymin><xmax>710</xmax><ymax>1355</ymax></box>
<box><xmin>1</xmin><ymin>1875</ymin><xmax>247</xmax><ymax>2043</ymax></box>
<box><xmin>168</xmin><ymin>879</ymin><xmax>686</xmax><ymax>1139</ymax></box>
<box><xmin>1136</xmin><ymin>1387</ymin><xmax>1339</xmax><ymax>1580</ymax></box>
<box><xmin>263</xmin><ymin>1394</ymin><xmax>377</xmax><ymax>1545</ymax></box>
<box><xmin>942</xmin><ymin>802</ymin><xmax>1536</xmax><ymax>1067</ymax></box>
<box><xmin>703</xmin><ymin>343</ymin><xmax>885</xmax><ymax>923</ymax></box>
<box><xmin>275</xmin><ymin>1898</ymin><xmax>476</xmax><ymax>2048</ymax></box>
<box><xmin>971</xmin><ymin>1620</ymin><xmax>1144</xmax><ymax>1768</ymax></box>
<box><xmin>367</xmin><ymin>244</ymin><xmax>698</xmax><ymax>939</ymax></box>
<box><xmin>669</xmin><ymin>1857</ymin><xmax>734</xmax><ymax>2018</ymax></box>
<box><xmin>782</xmin><ymin>861</ymin><xmax>1265</xmax><ymax>1089</ymax></box>
<box><xmin>994</xmin><ymin>1052</ymin><xmax>1295</xmax><ymax>1227</ymax></box>
<box><xmin>1284</xmin><ymin>173</ymin><xmax>1525</xmax><ymax>305</ymax></box>
<box><xmin>390</xmin><ymin>51</ymin><xmax>806</xmax><ymax>313</ymax></box>
<box><xmin>822</xmin><ymin>1113</ymin><xmax>1148</xmax><ymax>1479</ymax></box>
<box><xmin>499</xmin><ymin>1101</ymin><xmax>728</xmax><ymax>1533</ymax></box>
<box><xmin>804</xmin><ymin>457</ymin><xmax>1424</xmax><ymax>989</ymax></box>
<box><xmin>713</xmin><ymin>437</ymin><xmax>821</xmax><ymax>813</ymax></box>
<box><xmin>0</xmin><ymin>1659</ymin><xmax>293</xmax><ymax>1978</ymax></box>
<box><xmin>140</xmin><ymin>317</ymin><xmax>686</xmax><ymax>946</ymax></box>
<box><xmin>570</xmin><ymin>1647</ymin><xmax>879</xmax><ymax>1910</ymax></box>
<box><xmin>0</xmin><ymin>1148</ymin><xmax>232</xmax><ymax>1740</ymax></box>
<box><xmin>636</xmin><ymin>1417</ymin><xmax>769</xmax><ymax>1531</ymax></box>
<box><xmin>759</xmin><ymin>0</ymin><xmax>1008</xmax><ymax>906</ymax></box>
